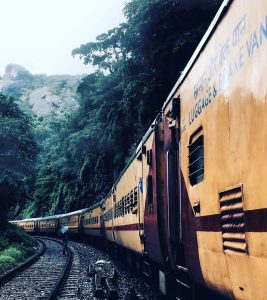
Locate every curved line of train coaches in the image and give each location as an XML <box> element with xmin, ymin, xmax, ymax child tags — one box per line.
<box><xmin>12</xmin><ymin>199</ymin><xmax>137</xmax><ymax>237</ymax></box>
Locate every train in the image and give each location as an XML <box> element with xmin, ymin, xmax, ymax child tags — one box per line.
<box><xmin>12</xmin><ymin>0</ymin><xmax>267</xmax><ymax>299</ymax></box>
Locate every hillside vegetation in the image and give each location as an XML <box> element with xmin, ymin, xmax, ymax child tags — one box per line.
<box><xmin>0</xmin><ymin>64</ymin><xmax>81</xmax><ymax>220</ymax></box>
<box><xmin>0</xmin><ymin>0</ymin><xmax>221</xmax><ymax>221</ymax></box>
<box><xmin>0</xmin><ymin>223</ymin><xmax>37</xmax><ymax>273</ymax></box>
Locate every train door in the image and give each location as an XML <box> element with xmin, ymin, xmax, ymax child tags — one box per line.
<box><xmin>164</xmin><ymin>97</ymin><xmax>194</xmax><ymax>298</ymax></box>
<box><xmin>100</xmin><ymin>205</ymin><xmax>106</xmax><ymax>240</ymax></box>
<box><xmin>79</xmin><ymin>213</ymin><xmax>84</xmax><ymax>235</ymax></box>
<box><xmin>136</xmin><ymin>149</ymin><xmax>144</xmax><ymax>245</ymax></box>
<box><xmin>112</xmin><ymin>192</ymin><xmax>116</xmax><ymax>242</ymax></box>
<box><xmin>34</xmin><ymin>221</ymin><xmax>38</xmax><ymax>234</ymax></box>
<box><xmin>143</xmin><ymin>115</ymin><xmax>168</xmax><ymax>267</ymax></box>
<box><xmin>164</xmin><ymin>97</ymin><xmax>185</xmax><ymax>268</ymax></box>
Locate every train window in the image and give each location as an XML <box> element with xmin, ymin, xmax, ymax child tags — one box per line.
<box><xmin>115</xmin><ymin>202</ymin><xmax>118</xmax><ymax>219</ymax></box>
<box><xmin>133</xmin><ymin>187</ymin><xmax>138</xmax><ymax>207</ymax></box>
<box><xmin>147</xmin><ymin>149</ymin><xmax>153</xmax><ymax>166</ymax></box>
<box><xmin>146</xmin><ymin>175</ymin><xmax>153</xmax><ymax>205</ymax></box>
<box><xmin>118</xmin><ymin>201</ymin><xmax>121</xmax><ymax>218</ymax></box>
<box><xmin>130</xmin><ymin>190</ymin><xmax>134</xmax><ymax>207</ymax></box>
<box><xmin>116</xmin><ymin>201</ymin><xmax>119</xmax><ymax>218</ymax></box>
<box><xmin>122</xmin><ymin>198</ymin><xmax>125</xmax><ymax>216</ymax></box>
<box><xmin>188</xmin><ymin>127</ymin><xmax>204</xmax><ymax>185</ymax></box>
<box><xmin>125</xmin><ymin>194</ymin><xmax>131</xmax><ymax>214</ymax></box>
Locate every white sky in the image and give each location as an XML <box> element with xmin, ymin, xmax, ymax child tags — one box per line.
<box><xmin>0</xmin><ymin>0</ymin><xmax>126</xmax><ymax>75</ymax></box>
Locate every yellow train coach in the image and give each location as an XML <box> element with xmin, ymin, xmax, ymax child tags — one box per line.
<box><xmin>82</xmin><ymin>201</ymin><xmax>103</xmax><ymax>238</ymax></box>
<box><xmin>59</xmin><ymin>209</ymin><xmax>84</xmax><ymax>235</ymax></box>
<box><xmin>11</xmin><ymin>218</ymin><xmax>38</xmax><ymax>233</ymax></box>
<box><xmin>162</xmin><ymin>0</ymin><xmax>267</xmax><ymax>299</ymax></box>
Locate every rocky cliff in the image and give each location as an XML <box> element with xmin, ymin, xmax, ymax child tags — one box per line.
<box><xmin>0</xmin><ymin>64</ymin><xmax>82</xmax><ymax>117</ymax></box>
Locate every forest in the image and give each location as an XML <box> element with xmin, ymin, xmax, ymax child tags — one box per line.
<box><xmin>0</xmin><ymin>0</ymin><xmax>221</xmax><ymax>229</ymax></box>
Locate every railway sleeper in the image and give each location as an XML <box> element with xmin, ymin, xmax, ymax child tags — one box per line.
<box><xmin>94</xmin><ymin>274</ymin><xmax>104</xmax><ymax>297</ymax></box>
<box><xmin>105</xmin><ymin>277</ymin><xmax>119</xmax><ymax>300</ymax></box>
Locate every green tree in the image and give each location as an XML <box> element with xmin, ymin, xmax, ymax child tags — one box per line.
<box><xmin>0</xmin><ymin>94</ymin><xmax>37</xmax><ymax>229</ymax></box>
<box><xmin>28</xmin><ymin>0</ymin><xmax>221</xmax><ymax>216</ymax></box>
<box><xmin>67</xmin><ymin>0</ymin><xmax>221</xmax><ymax>208</ymax></box>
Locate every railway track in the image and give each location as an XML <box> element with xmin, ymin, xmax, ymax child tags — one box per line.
<box><xmin>0</xmin><ymin>236</ymin><xmax>155</xmax><ymax>299</ymax></box>
<box><xmin>56</xmin><ymin>245</ymin><xmax>80</xmax><ymax>300</ymax></box>
<box><xmin>66</xmin><ymin>239</ymin><xmax>156</xmax><ymax>299</ymax></box>
<box><xmin>0</xmin><ymin>238</ymin><xmax>72</xmax><ymax>300</ymax></box>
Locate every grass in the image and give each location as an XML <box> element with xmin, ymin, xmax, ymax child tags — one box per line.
<box><xmin>0</xmin><ymin>223</ymin><xmax>38</xmax><ymax>274</ymax></box>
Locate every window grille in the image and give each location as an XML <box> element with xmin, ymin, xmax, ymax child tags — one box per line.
<box><xmin>188</xmin><ymin>127</ymin><xmax>204</xmax><ymax>185</ymax></box>
<box><xmin>133</xmin><ymin>187</ymin><xmax>138</xmax><ymax>207</ymax></box>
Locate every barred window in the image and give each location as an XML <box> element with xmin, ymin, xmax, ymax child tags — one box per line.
<box><xmin>133</xmin><ymin>187</ymin><xmax>138</xmax><ymax>207</ymax></box>
<box><xmin>188</xmin><ymin>127</ymin><xmax>204</xmax><ymax>185</ymax></box>
<box><xmin>114</xmin><ymin>202</ymin><xmax>118</xmax><ymax>218</ymax></box>
<box><xmin>102</xmin><ymin>186</ymin><xmax>141</xmax><ymax>221</ymax></box>
<box><xmin>103</xmin><ymin>208</ymin><xmax>113</xmax><ymax>222</ymax></box>
<box><xmin>125</xmin><ymin>193</ymin><xmax>131</xmax><ymax>214</ymax></box>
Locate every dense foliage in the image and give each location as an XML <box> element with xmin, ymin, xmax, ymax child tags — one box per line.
<box><xmin>0</xmin><ymin>94</ymin><xmax>37</xmax><ymax>228</ymax></box>
<box><xmin>27</xmin><ymin>0</ymin><xmax>220</xmax><ymax>216</ymax></box>
<box><xmin>0</xmin><ymin>223</ymin><xmax>37</xmax><ymax>273</ymax></box>
<box><xmin>1</xmin><ymin>0</ymin><xmax>221</xmax><ymax>219</ymax></box>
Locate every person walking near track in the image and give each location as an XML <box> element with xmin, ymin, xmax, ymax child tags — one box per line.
<box><xmin>62</xmin><ymin>232</ymin><xmax>68</xmax><ymax>255</ymax></box>
<box><xmin>59</xmin><ymin>226</ymin><xmax>69</xmax><ymax>255</ymax></box>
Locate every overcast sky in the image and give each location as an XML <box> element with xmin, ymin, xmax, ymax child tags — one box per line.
<box><xmin>0</xmin><ymin>0</ymin><xmax>126</xmax><ymax>76</ymax></box>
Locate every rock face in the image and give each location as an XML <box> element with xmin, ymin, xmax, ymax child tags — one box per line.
<box><xmin>3</xmin><ymin>63</ymin><xmax>34</xmax><ymax>81</ymax></box>
<box><xmin>0</xmin><ymin>64</ymin><xmax>82</xmax><ymax>117</ymax></box>
<box><xmin>28</xmin><ymin>86</ymin><xmax>78</xmax><ymax>116</ymax></box>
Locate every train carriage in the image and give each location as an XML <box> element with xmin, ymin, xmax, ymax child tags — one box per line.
<box><xmin>82</xmin><ymin>201</ymin><xmax>103</xmax><ymax>238</ymax></box>
<box><xmin>161</xmin><ymin>0</ymin><xmax>267</xmax><ymax>299</ymax></box>
<box><xmin>59</xmin><ymin>209</ymin><xmax>84</xmax><ymax>235</ymax></box>
<box><xmin>111</xmin><ymin>148</ymin><xmax>144</xmax><ymax>255</ymax></box>
<box><xmin>11</xmin><ymin>218</ymin><xmax>38</xmax><ymax>233</ymax></box>
<box><xmin>39</xmin><ymin>215</ymin><xmax>61</xmax><ymax>234</ymax></box>
<box><xmin>102</xmin><ymin>193</ymin><xmax>115</xmax><ymax>243</ymax></box>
